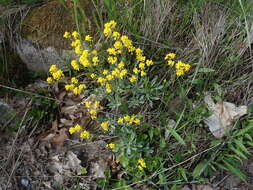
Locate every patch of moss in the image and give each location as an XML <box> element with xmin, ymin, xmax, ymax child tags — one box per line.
<box><xmin>21</xmin><ymin>0</ymin><xmax>95</xmax><ymax>50</ymax></box>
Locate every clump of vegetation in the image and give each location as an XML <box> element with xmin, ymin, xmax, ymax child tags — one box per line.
<box><xmin>1</xmin><ymin>0</ymin><xmax>252</xmax><ymax>189</ymax></box>
<box><xmin>45</xmin><ymin>19</ymin><xmax>253</xmax><ymax>189</ymax></box>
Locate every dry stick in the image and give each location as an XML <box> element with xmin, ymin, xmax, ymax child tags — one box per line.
<box><xmin>0</xmin><ymin>84</ymin><xmax>61</xmax><ymax>103</ymax></box>
<box><xmin>4</xmin><ymin>99</ymin><xmax>32</xmax><ymax>190</ymax></box>
<box><xmin>112</xmin><ymin>143</ymin><xmax>222</xmax><ymax>190</ymax></box>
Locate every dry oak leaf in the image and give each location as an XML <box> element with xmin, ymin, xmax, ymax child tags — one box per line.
<box><xmin>204</xmin><ymin>95</ymin><xmax>247</xmax><ymax>138</ymax></box>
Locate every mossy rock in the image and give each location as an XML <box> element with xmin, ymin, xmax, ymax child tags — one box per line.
<box><xmin>15</xmin><ymin>0</ymin><xmax>96</xmax><ymax>72</ymax></box>
<box><xmin>21</xmin><ymin>0</ymin><xmax>95</xmax><ymax>49</ymax></box>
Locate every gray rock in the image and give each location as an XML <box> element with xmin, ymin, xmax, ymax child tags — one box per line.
<box><xmin>15</xmin><ymin>36</ymin><xmax>71</xmax><ymax>72</ymax></box>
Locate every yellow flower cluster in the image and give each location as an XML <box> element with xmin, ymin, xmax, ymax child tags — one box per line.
<box><xmin>106</xmin><ymin>143</ymin><xmax>116</xmax><ymax>150</ymax></box>
<box><xmin>65</xmin><ymin>77</ymin><xmax>86</xmax><ymax>95</ymax></box>
<box><xmin>103</xmin><ymin>20</ymin><xmax>117</xmax><ymax>37</ymax></box>
<box><xmin>117</xmin><ymin>115</ymin><xmax>140</xmax><ymax>125</ymax></box>
<box><xmin>55</xmin><ymin>21</ymin><xmax>157</xmax><ymax>95</ymax></box>
<box><xmin>175</xmin><ymin>61</ymin><xmax>191</xmax><ymax>76</ymax></box>
<box><xmin>102</xmin><ymin>21</ymin><xmax>155</xmax><ymax>87</ymax></box>
<box><xmin>69</xmin><ymin>124</ymin><xmax>91</xmax><ymax>139</ymax></box>
<box><xmin>84</xmin><ymin>100</ymin><xmax>100</xmax><ymax>120</ymax></box>
<box><xmin>165</xmin><ymin>53</ymin><xmax>190</xmax><ymax>76</ymax></box>
<box><xmin>101</xmin><ymin>121</ymin><xmax>109</xmax><ymax>131</ymax></box>
<box><xmin>65</xmin><ymin>31</ymin><xmax>100</xmax><ymax>70</ymax></box>
<box><xmin>137</xmin><ymin>158</ymin><xmax>147</xmax><ymax>171</ymax></box>
<box><xmin>46</xmin><ymin>64</ymin><xmax>64</xmax><ymax>83</ymax></box>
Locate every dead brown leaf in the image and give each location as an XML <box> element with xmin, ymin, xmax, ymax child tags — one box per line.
<box><xmin>51</xmin><ymin>128</ymin><xmax>68</xmax><ymax>146</ymax></box>
<box><xmin>204</xmin><ymin>95</ymin><xmax>247</xmax><ymax>138</ymax></box>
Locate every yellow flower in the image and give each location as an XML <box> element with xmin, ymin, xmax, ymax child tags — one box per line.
<box><xmin>92</xmin><ymin>56</ymin><xmax>99</xmax><ymax>65</ymax></box>
<box><xmin>111</xmin><ymin>68</ymin><xmax>120</xmax><ymax>76</ymax></box>
<box><xmin>89</xmin><ymin>109</ymin><xmax>97</xmax><ymax>116</ymax></box>
<box><xmin>176</xmin><ymin>69</ymin><xmax>184</xmax><ymax>76</ymax></box>
<box><xmin>138</xmin><ymin>165</ymin><xmax>144</xmax><ymax>171</ymax></box>
<box><xmin>135</xmin><ymin>48</ymin><xmax>143</xmax><ymax>55</ymax></box>
<box><xmin>65</xmin><ymin>84</ymin><xmax>75</xmax><ymax>91</ymax></box>
<box><xmin>52</xmin><ymin>70</ymin><xmax>64</xmax><ymax>80</ymax></box>
<box><xmin>101</xmin><ymin>121</ymin><xmax>109</xmax><ymax>131</ymax></box>
<box><xmin>47</xmin><ymin>77</ymin><xmax>54</xmax><ymax>83</ymax></box>
<box><xmin>49</xmin><ymin>64</ymin><xmax>58</xmax><ymax>73</ymax></box>
<box><xmin>165</xmin><ymin>52</ymin><xmax>176</xmax><ymax>60</ymax></box>
<box><xmin>106</xmin><ymin>87</ymin><xmax>112</xmax><ymax>93</ymax></box>
<box><xmin>92</xmin><ymin>50</ymin><xmax>97</xmax><ymax>55</ymax></box>
<box><xmin>74</xmin><ymin>124</ymin><xmax>82</xmax><ymax>132</ymax></box>
<box><xmin>139</xmin><ymin>63</ymin><xmax>145</xmax><ymax>70</ymax></box>
<box><xmin>134</xmin><ymin>118</ymin><xmax>140</xmax><ymax>125</ymax></box>
<box><xmin>138</xmin><ymin>158</ymin><xmax>146</xmax><ymax>168</ymax></box>
<box><xmin>108</xmin><ymin>56</ymin><xmax>117</xmax><ymax>64</ymax></box>
<box><xmin>80</xmin><ymin>130</ymin><xmax>91</xmax><ymax>139</ymax></box>
<box><xmin>63</xmin><ymin>31</ymin><xmax>70</xmax><ymax>38</ymax></box>
<box><xmin>123</xmin><ymin>115</ymin><xmax>130</xmax><ymax>122</ymax></box>
<box><xmin>104</xmin><ymin>27</ymin><xmax>112</xmax><ymax>37</ymax></box>
<box><xmin>121</xmin><ymin>35</ymin><xmax>134</xmax><ymax>51</ymax></box>
<box><xmin>72</xmin><ymin>31</ymin><xmax>79</xmax><ymax>39</ymax></box>
<box><xmin>75</xmin><ymin>46</ymin><xmax>82</xmax><ymax>54</ymax></box>
<box><xmin>94</xmin><ymin>101</ymin><xmax>100</xmax><ymax>108</ymax></box>
<box><xmin>85</xmin><ymin>101</ymin><xmax>92</xmax><ymax>108</ymax></box>
<box><xmin>85</xmin><ymin>35</ymin><xmax>92</xmax><ymax>41</ymax></box>
<box><xmin>106</xmin><ymin>74</ymin><xmax>114</xmax><ymax>81</ymax></box>
<box><xmin>167</xmin><ymin>60</ymin><xmax>175</xmax><ymax>66</ymax></box>
<box><xmin>73</xmin><ymin>87</ymin><xmax>80</xmax><ymax>95</ymax></box>
<box><xmin>97</xmin><ymin>77</ymin><xmax>106</xmax><ymax>85</ymax></box>
<box><xmin>106</xmin><ymin>143</ymin><xmax>116</xmax><ymax>149</ymax></box>
<box><xmin>175</xmin><ymin>61</ymin><xmax>191</xmax><ymax>76</ymax></box>
<box><xmin>118</xmin><ymin>61</ymin><xmax>125</xmax><ymax>69</ymax></box>
<box><xmin>109</xmin><ymin>20</ymin><xmax>117</xmax><ymax>28</ymax></box>
<box><xmin>129</xmin><ymin>116</ymin><xmax>135</xmax><ymax>124</ymax></box>
<box><xmin>146</xmin><ymin>59</ymin><xmax>154</xmax><ymax>66</ymax></box>
<box><xmin>129</xmin><ymin>75</ymin><xmax>137</xmax><ymax>83</ymax></box>
<box><xmin>133</xmin><ymin>68</ymin><xmax>140</xmax><ymax>74</ymax></box>
<box><xmin>78</xmin><ymin>84</ymin><xmax>86</xmax><ymax>91</ymax></box>
<box><xmin>140</xmin><ymin>71</ymin><xmax>146</xmax><ymax>77</ymax></box>
<box><xmin>69</xmin><ymin>127</ymin><xmax>76</xmax><ymax>134</ymax></box>
<box><xmin>105</xmin><ymin>83</ymin><xmax>112</xmax><ymax>93</ymax></box>
<box><xmin>107</xmin><ymin>48</ymin><xmax>117</xmax><ymax>55</ymax></box>
<box><xmin>114</xmin><ymin>41</ymin><xmax>123</xmax><ymax>49</ymax></box>
<box><xmin>117</xmin><ymin>117</ymin><xmax>124</xmax><ymax>124</ymax></box>
<box><xmin>82</xmin><ymin>50</ymin><xmax>89</xmax><ymax>57</ymax></box>
<box><xmin>90</xmin><ymin>73</ymin><xmax>97</xmax><ymax>78</ymax></box>
<box><xmin>79</xmin><ymin>56</ymin><xmax>90</xmax><ymax>67</ymax></box>
<box><xmin>119</xmin><ymin>69</ymin><xmax>128</xmax><ymax>79</ymax></box>
<box><xmin>112</xmin><ymin>31</ymin><xmax>120</xmax><ymax>40</ymax></box>
<box><xmin>71</xmin><ymin>60</ymin><xmax>80</xmax><ymax>71</ymax></box>
<box><xmin>102</xmin><ymin>69</ymin><xmax>109</xmax><ymax>75</ymax></box>
<box><xmin>71</xmin><ymin>39</ymin><xmax>81</xmax><ymax>47</ymax></box>
<box><xmin>137</xmin><ymin>55</ymin><xmax>146</xmax><ymax>62</ymax></box>
<box><xmin>71</xmin><ymin>77</ymin><xmax>78</xmax><ymax>84</ymax></box>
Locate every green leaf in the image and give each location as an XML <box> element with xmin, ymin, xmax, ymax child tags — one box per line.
<box><xmin>234</xmin><ymin>139</ymin><xmax>249</xmax><ymax>155</ymax></box>
<box><xmin>119</xmin><ymin>154</ymin><xmax>129</xmax><ymax>168</ymax></box>
<box><xmin>247</xmin><ymin>141</ymin><xmax>253</xmax><ymax>146</ymax></box>
<box><xmin>169</xmin><ymin>128</ymin><xmax>186</xmax><ymax>146</ymax></box>
<box><xmin>159</xmin><ymin>137</ymin><xmax>166</xmax><ymax>149</ymax></box>
<box><xmin>198</xmin><ymin>68</ymin><xmax>215</xmax><ymax>73</ymax></box>
<box><xmin>223</xmin><ymin>160</ymin><xmax>246</xmax><ymax>182</ymax></box>
<box><xmin>148</xmin><ymin>129</ymin><xmax>154</xmax><ymax>140</ymax></box>
<box><xmin>178</xmin><ymin>167</ymin><xmax>188</xmax><ymax>181</ymax></box>
<box><xmin>229</xmin><ymin>145</ymin><xmax>247</xmax><ymax>159</ymax></box>
<box><xmin>244</xmin><ymin>133</ymin><xmax>252</xmax><ymax>141</ymax></box>
<box><xmin>235</xmin><ymin>121</ymin><xmax>253</xmax><ymax>137</ymax></box>
<box><xmin>192</xmin><ymin>160</ymin><xmax>208</xmax><ymax>178</ymax></box>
